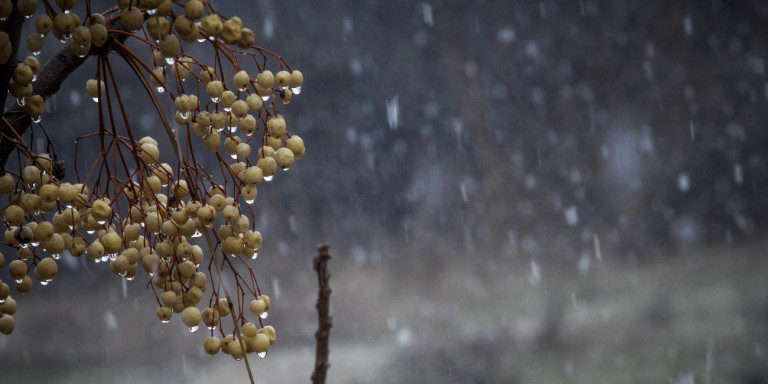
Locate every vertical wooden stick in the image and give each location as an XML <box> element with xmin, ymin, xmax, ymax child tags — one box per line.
<box><xmin>311</xmin><ymin>245</ymin><xmax>333</xmax><ymax>384</ymax></box>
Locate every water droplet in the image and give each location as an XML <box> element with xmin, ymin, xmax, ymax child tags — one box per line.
<box><xmin>250</xmin><ymin>252</ymin><xmax>259</xmax><ymax>260</ymax></box>
<box><xmin>125</xmin><ymin>276</ymin><xmax>135</xmax><ymax>281</ymax></box>
<box><xmin>180</xmin><ymin>111</ymin><xmax>191</xmax><ymax>119</ymax></box>
<box><xmin>32</xmin><ymin>116</ymin><xmax>41</xmax><ymax>123</ymax></box>
<box><xmin>677</xmin><ymin>173</ymin><xmax>691</xmax><ymax>192</ymax></box>
<box><xmin>291</xmin><ymin>86</ymin><xmax>302</xmax><ymax>95</ymax></box>
<box><xmin>734</xmin><ymin>163</ymin><xmax>744</xmax><ymax>185</ymax></box>
<box><xmin>24</xmin><ymin>14</ymin><xmax>32</xmax><ymax>19</ymax></box>
<box><xmin>192</xmin><ymin>230</ymin><xmax>202</xmax><ymax>238</ymax></box>
<box><xmin>52</xmin><ymin>253</ymin><xmax>61</xmax><ymax>260</ymax></box>
<box><xmin>64</xmin><ymin>9</ymin><xmax>71</xmax><ymax>14</ymax></box>
<box><xmin>257</xmin><ymin>351</ymin><xmax>267</xmax><ymax>358</ymax></box>
<box><xmin>97</xmin><ymin>219</ymin><xmax>107</xmax><ymax>225</ymax></box>
<box><xmin>261</xmin><ymin>95</ymin><xmax>271</xmax><ymax>101</ymax></box>
<box><xmin>156</xmin><ymin>86</ymin><xmax>165</xmax><ymax>93</ymax></box>
<box><xmin>32</xmin><ymin>50</ymin><xmax>41</xmax><ymax>56</ymax></box>
<box><xmin>207</xmin><ymin>325</ymin><xmax>218</xmax><ymax>331</ymax></box>
<box><xmin>0</xmin><ymin>298</ymin><xmax>5</xmax><ymax>304</ymax></box>
<box><xmin>196</xmin><ymin>37</ymin><xmax>206</xmax><ymax>43</ymax></box>
<box><xmin>147</xmin><ymin>8</ymin><xmax>157</xmax><ymax>15</ymax></box>
<box><xmin>86</xmin><ymin>230</ymin><xmax>95</xmax><ymax>235</ymax></box>
<box><xmin>260</xmin><ymin>311</ymin><xmax>268</xmax><ymax>319</ymax></box>
<box><xmin>386</xmin><ymin>95</ymin><xmax>400</xmax><ymax>129</ymax></box>
<box><xmin>40</xmin><ymin>280</ymin><xmax>49</xmax><ymax>286</ymax></box>
<box><xmin>92</xmin><ymin>97</ymin><xmax>100</xmax><ymax>103</ymax></box>
<box><xmin>281</xmin><ymin>166</ymin><xmax>291</xmax><ymax>172</ymax></box>
<box><xmin>245</xmin><ymin>198</ymin><xmax>255</xmax><ymax>204</ymax></box>
<box><xmin>263</xmin><ymin>175</ymin><xmax>274</xmax><ymax>182</ymax></box>
<box><xmin>188</xmin><ymin>325</ymin><xmax>199</xmax><ymax>333</ymax></box>
<box><xmin>229</xmin><ymin>154</ymin><xmax>237</xmax><ymax>160</ymax></box>
<box><xmin>223</xmin><ymin>106</ymin><xmax>232</xmax><ymax>112</ymax></box>
<box><xmin>161</xmin><ymin>320</ymin><xmax>170</xmax><ymax>324</ymax></box>
<box><xmin>211</xmin><ymin>97</ymin><xmax>219</xmax><ymax>103</ymax></box>
<box><xmin>17</xmin><ymin>97</ymin><xmax>25</xmax><ymax>106</ymax></box>
<box><xmin>165</xmin><ymin>57</ymin><xmax>175</xmax><ymax>66</ymax></box>
<box><xmin>32</xmin><ymin>74</ymin><xmax>38</xmax><ymax>82</ymax></box>
<box><xmin>14</xmin><ymin>279</ymin><xmax>23</xmax><ymax>284</ymax></box>
<box><xmin>564</xmin><ymin>206</ymin><xmax>579</xmax><ymax>226</ymax></box>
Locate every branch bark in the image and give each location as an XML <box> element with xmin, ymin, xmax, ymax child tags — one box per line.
<box><xmin>311</xmin><ymin>244</ymin><xmax>333</xmax><ymax>384</ymax></box>
<box><xmin>0</xmin><ymin>15</ymin><xmax>130</xmax><ymax>171</ymax></box>
<box><xmin>0</xmin><ymin>1</ymin><xmax>25</xmax><ymax>110</ymax></box>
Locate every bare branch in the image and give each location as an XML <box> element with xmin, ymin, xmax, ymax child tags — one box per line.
<box><xmin>311</xmin><ymin>244</ymin><xmax>333</xmax><ymax>384</ymax></box>
<box><xmin>0</xmin><ymin>2</ymin><xmax>25</xmax><ymax>110</ymax></box>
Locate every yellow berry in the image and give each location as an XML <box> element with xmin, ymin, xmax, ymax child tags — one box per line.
<box><xmin>204</xmin><ymin>336</ymin><xmax>221</xmax><ymax>354</ymax></box>
<box><xmin>181</xmin><ymin>306</ymin><xmax>201</xmax><ymax>327</ymax></box>
<box><xmin>256</xmin><ymin>70</ymin><xmax>274</xmax><ymax>89</ymax></box>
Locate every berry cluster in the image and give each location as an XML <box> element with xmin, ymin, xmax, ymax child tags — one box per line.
<box><xmin>0</xmin><ymin>0</ymin><xmax>306</xmax><ymax>365</ymax></box>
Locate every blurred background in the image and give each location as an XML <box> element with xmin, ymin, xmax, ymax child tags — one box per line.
<box><xmin>2</xmin><ymin>0</ymin><xmax>768</xmax><ymax>382</ymax></box>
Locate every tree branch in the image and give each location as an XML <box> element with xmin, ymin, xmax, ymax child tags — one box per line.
<box><xmin>0</xmin><ymin>15</ymin><xmax>130</xmax><ymax>171</ymax></box>
<box><xmin>0</xmin><ymin>1</ymin><xmax>25</xmax><ymax>110</ymax></box>
<box><xmin>311</xmin><ymin>244</ymin><xmax>333</xmax><ymax>384</ymax></box>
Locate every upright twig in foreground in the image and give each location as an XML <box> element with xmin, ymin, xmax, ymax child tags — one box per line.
<box><xmin>311</xmin><ymin>245</ymin><xmax>333</xmax><ymax>384</ymax></box>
